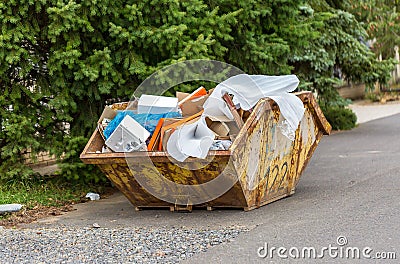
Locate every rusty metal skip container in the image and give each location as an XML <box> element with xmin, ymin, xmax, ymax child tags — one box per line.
<box><xmin>80</xmin><ymin>91</ymin><xmax>331</xmax><ymax>211</ymax></box>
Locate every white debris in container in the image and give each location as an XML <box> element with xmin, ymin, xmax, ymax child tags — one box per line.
<box><xmin>101</xmin><ymin>146</ymin><xmax>111</xmax><ymax>153</ymax></box>
<box><xmin>105</xmin><ymin>115</ymin><xmax>150</xmax><ymax>152</ymax></box>
<box><xmin>167</xmin><ymin>74</ymin><xmax>305</xmax><ymax>162</ymax></box>
<box><xmin>125</xmin><ymin>141</ymin><xmax>147</xmax><ymax>152</ymax></box>
<box><xmin>209</xmin><ymin>140</ymin><xmax>232</xmax><ymax>151</ymax></box>
<box><xmin>101</xmin><ymin>118</ymin><xmax>112</xmax><ymax>127</ymax></box>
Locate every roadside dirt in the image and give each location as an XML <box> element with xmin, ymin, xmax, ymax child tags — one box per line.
<box><xmin>0</xmin><ymin>204</ymin><xmax>75</xmax><ymax>228</ymax></box>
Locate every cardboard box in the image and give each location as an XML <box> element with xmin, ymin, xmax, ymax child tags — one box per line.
<box><xmin>177</xmin><ymin>87</ymin><xmax>207</xmax><ymax>105</ymax></box>
<box><xmin>138</xmin><ymin>95</ymin><xmax>178</xmax><ymax>114</ymax></box>
<box><xmin>97</xmin><ymin>106</ymin><xmax>118</xmax><ymax>141</ymax></box>
<box><xmin>177</xmin><ymin>88</ymin><xmax>213</xmax><ymax>117</ymax></box>
<box><xmin>205</xmin><ymin>117</ymin><xmax>229</xmax><ymax>137</ymax></box>
<box><xmin>209</xmin><ymin>115</ymin><xmax>240</xmax><ymax>136</ymax></box>
<box><xmin>105</xmin><ymin>115</ymin><xmax>150</xmax><ymax>152</ymax></box>
<box><xmin>98</xmin><ymin>106</ymin><xmax>117</xmax><ymax>123</ymax></box>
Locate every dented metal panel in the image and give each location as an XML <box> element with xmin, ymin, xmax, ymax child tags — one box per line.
<box><xmin>80</xmin><ymin>91</ymin><xmax>331</xmax><ymax>211</ymax></box>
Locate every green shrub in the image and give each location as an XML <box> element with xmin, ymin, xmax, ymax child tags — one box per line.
<box><xmin>322</xmin><ymin>106</ymin><xmax>357</xmax><ymax>130</ymax></box>
<box><xmin>365</xmin><ymin>92</ymin><xmax>380</xmax><ymax>102</ymax></box>
<box><xmin>57</xmin><ymin>136</ymin><xmax>107</xmax><ymax>184</ymax></box>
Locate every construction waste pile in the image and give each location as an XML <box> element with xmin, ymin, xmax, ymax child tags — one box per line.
<box><xmin>97</xmin><ymin>74</ymin><xmax>305</xmax><ymax>162</ymax></box>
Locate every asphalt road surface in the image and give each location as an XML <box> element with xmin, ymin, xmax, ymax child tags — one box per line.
<box><xmin>186</xmin><ymin>113</ymin><xmax>400</xmax><ymax>263</ymax></box>
<box><xmin>30</xmin><ymin>113</ymin><xmax>400</xmax><ymax>263</ymax></box>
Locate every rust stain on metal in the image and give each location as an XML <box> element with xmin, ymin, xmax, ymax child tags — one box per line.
<box><xmin>80</xmin><ymin>92</ymin><xmax>331</xmax><ymax>211</ymax></box>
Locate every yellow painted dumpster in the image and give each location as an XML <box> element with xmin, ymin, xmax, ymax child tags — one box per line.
<box><xmin>80</xmin><ymin>91</ymin><xmax>331</xmax><ymax>211</ymax></box>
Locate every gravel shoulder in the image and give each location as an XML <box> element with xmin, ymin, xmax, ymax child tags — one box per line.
<box><xmin>0</xmin><ymin>225</ymin><xmax>248</xmax><ymax>263</ymax></box>
<box><xmin>2</xmin><ymin>192</ymin><xmax>256</xmax><ymax>263</ymax></box>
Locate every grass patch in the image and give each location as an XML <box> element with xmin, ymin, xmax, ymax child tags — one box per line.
<box><xmin>0</xmin><ymin>179</ymin><xmax>85</xmax><ymax>208</ymax></box>
<box><xmin>0</xmin><ymin>177</ymin><xmax>112</xmax><ymax>221</ymax></box>
<box><xmin>0</xmin><ymin>177</ymin><xmax>115</xmax><ymax>227</ymax></box>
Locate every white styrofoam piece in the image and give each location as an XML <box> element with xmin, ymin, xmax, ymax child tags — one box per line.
<box><xmin>105</xmin><ymin>115</ymin><xmax>150</xmax><ymax>152</ymax></box>
<box><xmin>0</xmin><ymin>204</ymin><xmax>23</xmax><ymax>214</ymax></box>
<box><xmin>85</xmin><ymin>192</ymin><xmax>100</xmax><ymax>200</ymax></box>
<box><xmin>138</xmin><ymin>95</ymin><xmax>178</xmax><ymax>114</ymax></box>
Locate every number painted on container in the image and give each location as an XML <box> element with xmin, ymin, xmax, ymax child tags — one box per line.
<box><xmin>277</xmin><ymin>162</ymin><xmax>288</xmax><ymax>190</ymax></box>
<box><xmin>262</xmin><ymin>161</ymin><xmax>289</xmax><ymax>192</ymax></box>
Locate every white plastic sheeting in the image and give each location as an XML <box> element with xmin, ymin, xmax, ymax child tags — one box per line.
<box><xmin>167</xmin><ymin>74</ymin><xmax>305</xmax><ymax>162</ymax></box>
<box><xmin>166</xmin><ymin>117</ymin><xmax>215</xmax><ymax>162</ymax></box>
